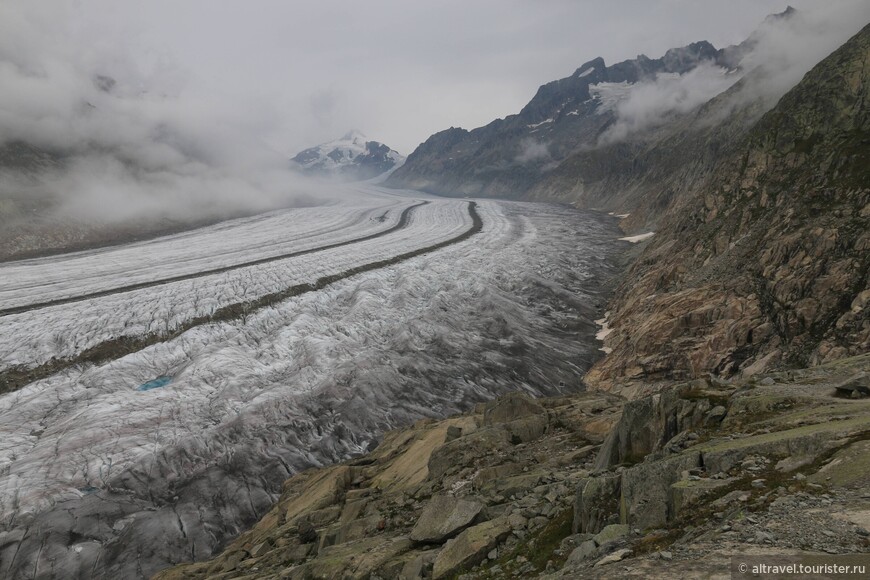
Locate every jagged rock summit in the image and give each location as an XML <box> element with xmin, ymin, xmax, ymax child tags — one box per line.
<box><xmin>291</xmin><ymin>130</ymin><xmax>405</xmax><ymax>181</ymax></box>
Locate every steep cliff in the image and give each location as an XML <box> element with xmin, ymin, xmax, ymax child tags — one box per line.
<box><xmin>588</xmin><ymin>22</ymin><xmax>870</xmax><ymax>392</ymax></box>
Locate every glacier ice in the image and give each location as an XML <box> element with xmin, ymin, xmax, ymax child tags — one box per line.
<box><xmin>0</xmin><ymin>186</ymin><xmax>623</xmax><ymax>579</ymax></box>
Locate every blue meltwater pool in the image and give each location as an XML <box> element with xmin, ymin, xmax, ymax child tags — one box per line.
<box><xmin>137</xmin><ymin>376</ymin><xmax>172</xmax><ymax>391</ymax></box>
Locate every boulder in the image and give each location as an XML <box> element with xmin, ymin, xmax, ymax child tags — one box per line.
<box><xmin>445</xmin><ymin>425</ymin><xmax>463</xmax><ymax>441</ymax></box>
<box><xmin>319</xmin><ymin>514</ymin><xmax>385</xmax><ymax>549</ymax></box>
<box><xmin>593</xmin><ymin>548</ymin><xmax>632</xmax><ymax>567</ymax></box>
<box><xmin>286</xmin><ymin>537</ymin><xmax>413</xmax><ymax>580</ymax></box>
<box><xmin>566</xmin><ymin>540</ymin><xmax>599</xmax><ymax>564</ymax></box>
<box><xmin>297</xmin><ymin>521</ymin><xmax>318</xmax><ymax>545</ymax></box>
<box><xmin>503</xmin><ymin>414</ymin><xmax>549</xmax><ymax>444</ymax></box>
<box><xmin>391</xmin><ymin>549</ymin><xmax>439</xmax><ymax>580</ymax></box>
<box><xmin>592</xmin><ymin>524</ymin><xmax>629</xmax><ymax>546</ymax></box>
<box><xmin>410</xmin><ymin>496</ymin><xmax>484</xmax><ymax>543</ymax></box>
<box><xmin>473</xmin><ymin>463</ymin><xmax>523</xmax><ymax>490</ymax></box>
<box><xmin>427</xmin><ymin>428</ymin><xmax>511</xmax><ymax>481</ymax></box>
<box><xmin>247</xmin><ymin>541</ymin><xmax>271</xmax><ymax>558</ymax></box>
<box><xmin>573</xmin><ymin>474</ymin><xmax>621</xmax><ymax>534</ymax></box>
<box><xmin>834</xmin><ymin>372</ymin><xmax>869</xmax><ymax>397</ymax></box>
<box><xmin>706</xmin><ymin>405</ymin><xmax>728</xmax><ymax>425</ymax></box>
<box><xmin>619</xmin><ymin>452</ymin><xmax>701</xmax><ymax>530</ymax></box>
<box><xmin>484</xmin><ymin>472</ymin><xmax>543</xmax><ymax>498</ymax></box>
<box><xmin>305</xmin><ymin>505</ymin><xmax>341</xmax><ymax>527</ymax></box>
<box><xmin>432</xmin><ymin>518</ymin><xmax>512</xmax><ymax>579</ymax></box>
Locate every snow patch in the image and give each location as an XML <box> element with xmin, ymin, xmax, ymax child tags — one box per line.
<box><xmin>292</xmin><ymin>131</ymin><xmax>405</xmax><ymax>180</ymax></box>
<box><xmin>595</xmin><ymin>311</ymin><xmax>613</xmax><ymax>354</ymax></box>
<box><xmin>526</xmin><ymin>118</ymin><xmax>554</xmax><ymax>129</ymax></box>
<box><xmin>619</xmin><ymin>232</ymin><xmax>655</xmax><ymax>243</ymax></box>
<box><xmin>577</xmin><ymin>66</ymin><xmax>595</xmax><ymax>78</ymax></box>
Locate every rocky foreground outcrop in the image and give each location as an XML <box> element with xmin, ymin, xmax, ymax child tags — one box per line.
<box><xmin>154</xmin><ymin>354</ymin><xmax>870</xmax><ymax>579</ymax></box>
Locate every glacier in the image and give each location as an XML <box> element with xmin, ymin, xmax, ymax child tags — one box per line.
<box><xmin>0</xmin><ymin>186</ymin><xmax>623</xmax><ymax>579</ymax></box>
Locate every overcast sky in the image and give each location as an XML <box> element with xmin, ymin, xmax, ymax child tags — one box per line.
<box><xmin>2</xmin><ymin>0</ymin><xmax>866</xmax><ymax>221</ymax></box>
<box><xmin>40</xmin><ymin>0</ymin><xmax>843</xmax><ymax>155</ymax></box>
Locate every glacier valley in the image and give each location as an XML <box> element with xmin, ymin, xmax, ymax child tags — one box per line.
<box><xmin>0</xmin><ymin>186</ymin><xmax>622</xmax><ymax>578</ymax></box>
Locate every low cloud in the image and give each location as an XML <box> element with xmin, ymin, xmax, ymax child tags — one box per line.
<box><xmin>0</xmin><ymin>0</ymin><xmax>342</xmax><ymax>225</ymax></box>
<box><xmin>600</xmin><ymin>64</ymin><xmax>738</xmax><ymax>144</ymax></box>
<box><xmin>515</xmin><ymin>140</ymin><xmax>551</xmax><ymax>164</ymax></box>
<box><xmin>724</xmin><ymin>3</ymin><xmax>870</xmax><ymax>109</ymax></box>
<box><xmin>598</xmin><ymin>2</ymin><xmax>870</xmax><ymax>144</ymax></box>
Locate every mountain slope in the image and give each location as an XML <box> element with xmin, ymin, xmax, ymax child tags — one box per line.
<box><xmin>292</xmin><ymin>131</ymin><xmax>405</xmax><ymax>181</ymax></box>
<box><xmin>588</xmin><ymin>21</ymin><xmax>870</xmax><ymax>392</ymax></box>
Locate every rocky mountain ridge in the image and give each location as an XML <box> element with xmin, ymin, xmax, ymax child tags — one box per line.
<box><xmin>384</xmin><ymin>9</ymin><xmax>800</xmax><ymax>201</ymax></box>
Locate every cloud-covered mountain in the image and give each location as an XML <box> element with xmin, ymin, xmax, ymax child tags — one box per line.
<box><xmin>291</xmin><ymin>131</ymin><xmax>405</xmax><ymax>182</ymax></box>
<box><xmin>0</xmin><ymin>1</ymin><xmax>349</xmax><ymax>260</ymax></box>
<box><xmin>387</xmin><ymin>5</ymin><xmax>866</xmax><ymax>209</ymax></box>
<box><xmin>388</xmin><ymin>5</ymin><xmax>870</xmax><ymax>386</ymax></box>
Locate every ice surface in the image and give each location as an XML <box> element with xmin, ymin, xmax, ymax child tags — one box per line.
<box><xmin>0</xmin><ymin>193</ymin><xmax>472</xmax><ymax>368</ymax></box>
<box><xmin>0</xmin><ymin>191</ymin><xmax>411</xmax><ymax>310</ymax></box>
<box><xmin>0</xmin><ymin>189</ymin><xmax>624</xmax><ymax>578</ymax></box>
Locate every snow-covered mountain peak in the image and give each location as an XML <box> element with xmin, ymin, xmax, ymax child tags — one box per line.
<box><xmin>291</xmin><ymin>132</ymin><xmax>405</xmax><ymax>182</ymax></box>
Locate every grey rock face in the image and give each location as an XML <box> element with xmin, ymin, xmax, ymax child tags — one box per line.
<box><xmin>410</xmin><ymin>496</ymin><xmax>484</xmax><ymax>543</ymax></box>
<box><xmin>594</xmin><ymin>385</ymin><xmax>721</xmax><ymax>470</ymax></box>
